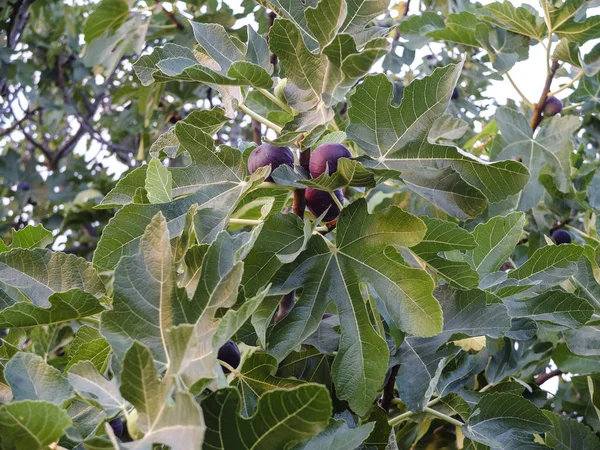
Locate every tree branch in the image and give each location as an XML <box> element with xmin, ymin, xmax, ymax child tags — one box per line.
<box><xmin>535</xmin><ymin>369</ymin><xmax>562</xmax><ymax>385</ymax></box>
<box><xmin>530</xmin><ymin>59</ymin><xmax>560</xmax><ymax>130</ymax></box>
<box><xmin>154</xmin><ymin>0</ymin><xmax>184</xmax><ymax>30</ymax></box>
<box><xmin>380</xmin><ymin>365</ymin><xmax>400</xmax><ymax>412</ymax></box>
<box><xmin>0</xmin><ymin>106</ymin><xmax>41</xmax><ymax>138</ymax></box>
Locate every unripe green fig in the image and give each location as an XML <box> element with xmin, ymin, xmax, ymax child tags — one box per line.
<box><xmin>274</xmin><ymin>78</ymin><xmax>288</xmax><ymax>104</ymax></box>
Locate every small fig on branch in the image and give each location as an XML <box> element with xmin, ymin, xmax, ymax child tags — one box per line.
<box><xmin>551</xmin><ymin>229</ymin><xmax>571</xmax><ymax>245</ymax></box>
<box><xmin>543</xmin><ymin>96</ymin><xmax>562</xmax><ymax>117</ymax></box>
<box><xmin>217</xmin><ymin>339</ymin><xmax>241</xmax><ymax>373</ymax></box>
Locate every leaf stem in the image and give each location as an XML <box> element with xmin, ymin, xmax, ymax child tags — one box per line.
<box><xmin>218</xmin><ymin>360</ymin><xmax>241</xmax><ymax>376</ymax></box>
<box><xmin>505</xmin><ymin>72</ymin><xmax>535</xmax><ymax>109</ymax></box>
<box><xmin>79</xmin><ymin>317</ymin><xmax>100</xmax><ymax>325</ymax></box>
<box><xmin>388</xmin><ymin>397</ymin><xmax>442</xmax><ymax>426</ymax></box>
<box><xmin>560</xmin><ymin>102</ymin><xmax>584</xmax><ymax>112</ymax></box>
<box><xmin>238</xmin><ymin>104</ymin><xmax>283</xmax><ymax>134</ymax></box>
<box><xmin>330</xmin><ymin>191</ymin><xmax>344</xmax><ymax>211</ymax></box>
<box><xmin>229</xmin><ymin>217</ymin><xmax>328</xmax><ymax>233</ymax></box>
<box><xmin>253</xmin><ymin>181</ymin><xmax>296</xmax><ymax>191</ymax></box>
<box><xmin>257</xmin><ymin>87</ymin><xmax>294</xmax><ymax>114</ymax></box>
<box><xmin>229</xmin><ymin>218</ymin><xmax>264</xmax><ymax>226</ymax></box>
<box><xmin>423</xmin><ymin>406</ymin><xmax>464</xmax><ymax>427</ymax></box>
<box><xmin>548</xmin><ymin>70</ymin><xmax>584</xmax><ymax>97</ymax></box>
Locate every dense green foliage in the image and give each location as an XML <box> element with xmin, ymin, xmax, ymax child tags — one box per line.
<box><xmin>1</xmin><ymin>0</ymin><xmax>600</xmax><ymax>449</ymax></box>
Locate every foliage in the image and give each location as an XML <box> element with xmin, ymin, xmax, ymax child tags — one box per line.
<box><xmin>1</xmin><ymin>0</ymin><xmax>600</xmax><ymax>449</ymax></box>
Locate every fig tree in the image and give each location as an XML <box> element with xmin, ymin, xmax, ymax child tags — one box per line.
<box><xmin>305</xmin><ymin>188</ymin><xmax>343</xmax><ymax>222</ymax></box>
<box><xmin>247</xmin><ymin>144</ymin><xmax>294</xmax><ymax>182</ymax></box>
<box><xmin>217</xmin><ymin>339</ymin><xmax>241</xmax><ymax>373</ymax></box>
<box><xmin>543</xmin><ymin>96</ymin><xmax>562</xmax><ymax>116</ymax></box>
<box><xmin>309</xmin><ymin>143</ymin><xmax>351</xmax><ymax>178</ymax></box>
<box><xmin>551</xmin><ymin>229</ymin><xmax>571</xmax><ymax>245</ymax></box>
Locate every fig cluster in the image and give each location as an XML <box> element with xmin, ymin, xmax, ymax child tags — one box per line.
<box><xmin>246</xmin><ymin>142</ymin><xmax>351</xmax><ymax>222</ymax></box>
<box><xmin>304</xmin><ymin>143</ymin><xmax>350</xmax><ymax>222</ymax></box>
<box><xmin>217</xmin><ymin>339</ymin><xmax>241</xmax><ymax>373</ymax></box>
<box><xmin>551</xmin><ymin>229</ymin><xmax>571</xmax><ymax>245</ymax></box>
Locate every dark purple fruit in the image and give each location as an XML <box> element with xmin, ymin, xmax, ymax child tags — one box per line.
<box><xmin>309</xmin><ymin>143</ymin><xmax>351</xmax><ymax>178</ymax></box>
<box><xmin>551</xmin><ymin>229</ymin><xmax>571</xmax><ymax>245</ymax></box>
<box><xmin>217</xmin><ymin>340</ymin><xmax>241</xmax><ymax>374</ymax></box>
<box><xmin>305</xmin><ymin>188</ymin><xmax>343</xmax><ymax>222</ymax></box>
<box><xmin>451</xmin><ymin>88</ymin><xmax>459</xmax><ymax>100</ymax></box>
<box><xmin>543</xmin><ymin>96</ymin><xmax>562</xmax><ymax>116</ymax></box>
<box><xmin>247</xmin><ymin>144</ymin><xmax>294</xmax><ymax>182</ymax></box>
<box><xmin>17</xmin><ymin>181</ymin><xmax>30</xmax><ymax>191</ymax></box>
<box><xmin>322</xmin><ymin>313</ymin><xmax>334</xmax><ymax>319</ymax></box>
<box><xmin>109</xmin><ymin>418</ymin><xmax>123</xmax><ymax>437</ymax></box>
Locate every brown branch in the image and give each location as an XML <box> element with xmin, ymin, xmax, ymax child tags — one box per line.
<box><xmin>7</xmin><ymin>104</ymin><xmax>54</xmax><ymax>163</ymax></box>
<box><xmin>380</xmin><ymin>365</ymin><xmax>400</xmax><ymax>412</ymax></box>
<box><xmin>154</xmin><ymin>0</ymin><xmax>184</xmax><ymax>30</ymax></box>
<box><xmin>53</xmin><ymin>55</ymin><xmax>128</xmax><ymax>165</ymax></box>
<box><xmin>0</xmin><ymin>106</ymin><xmax>41</xmax><ymax>137</ymax></box>
<box><xmin>267</xmin><ymin>12</ymin><xmax>278</xmax><ymax>67</ymax></box>
<box><xmin>535</xmin><ymin>369</ymin><xmax>562</xmax><ymax>385</ymax></box>
<box><xmin>392</xmin><ymin>0</ymin><xmax>411</xmax><ymax>41</ymax></box>
<box><xmin>530</xmin><ymin>59</ymin><xmax>560</xmax><ymax>131</ymax></box>
<box><xmin>252</xmin><ymin>119</ymin><xmax>262</xmax><ymax>145</ymax></box>
<box><xmin>275</xmin><ymin>148</ymin><xmax>311</xmax><ymax>323</ymax></box>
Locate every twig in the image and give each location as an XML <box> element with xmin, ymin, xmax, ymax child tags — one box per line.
<box><xmin>530</xmin><ymin>59</ymin><xmax>560</xmax><ymax>130</ymax></box>
<box><xmin>392</xmin><ymin>0</ymin><xmax>411</xmax><ymax>41</ymax></box>
<box><xmin>267</xmin><ymin>12</ymin><xmax>278</xmax><ymax>67</ymax></box>
<box><xmin>252</xmin><ymin>119</ymin><xmax>262</xmax><ymax>145</ymax></box>
<box><xmin>505</xmin><ymin>72</ymin><xmax>535</xmax><ymax>109</ymax></box>
<box><xmin>535</xmin><ymin>369</ymin><xmax>562</xmax><ymax>385</ymax></box>
<box><xmin>0</xmin><ymin>106</ymin><xmax>41</xmax><ymax>137</ymax></box>
<box><xmin>548</xmin><ymin>70</ymin><xmax>584</xmax><ymax>97</ymax></box>
<box><xmin>7</xmin><ymin>103</ymin><xmax>54</xmax><ymax>163</ymax></box>
<box><xmin>380</xmin><ymin>365</ymin><xmax>400</xmax><ymax>412</ymax></box>
<box><xmin>153</xmin><ymin>0</ymin><xmax>184</xmax><ymax>30</ymax></box>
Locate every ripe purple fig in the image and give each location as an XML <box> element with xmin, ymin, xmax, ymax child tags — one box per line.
<box><xmin>309</xmin><ymin>143</ymin><xmax>351</xmax><ymax>178</ymax></box>
<box><xmin>451</xmin><ymin>88</ymin><xmax>459</xmax><ymax>100</ymax></box>
<box><xmin>305</xmin><ymin>188</ymin><xmax>343</xmax><ymax>222</ymax></box>
<box><xmin>109</xmin><ymin>418</ymin><xmax>123</xmax><ymax>437</ymax></box>
<box><xmin>551</xmin><ymin>229</ymin><xmax>571</xmax><ymax>245</ymax></box>
<box><xmin>217</xmin><ymin>339</ymin><xmax>241</xmax><ymax>374</ymax></box>
<box><xmin>543</xmin><ymin>96</ymin><xmax>563</xmax><ymax>117</ymax></box>
<box><xmin>247</xmin><ymin>144</ymin><xmax>294</xmax><ymax>182</ymax></box>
